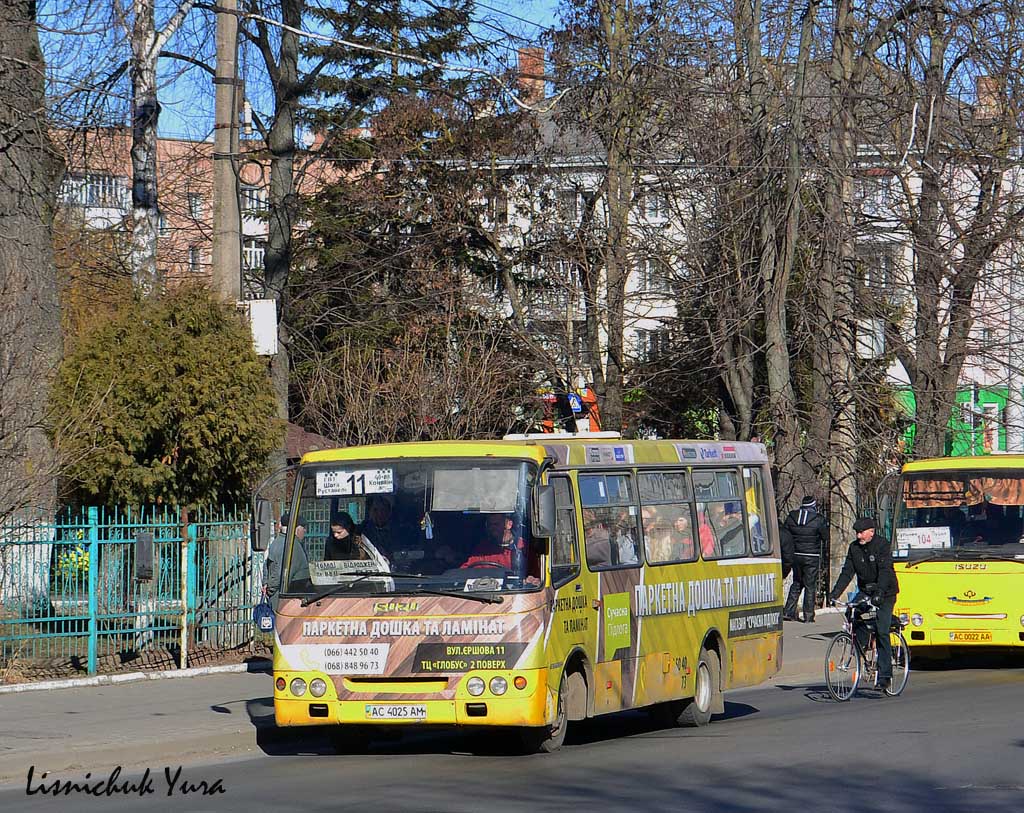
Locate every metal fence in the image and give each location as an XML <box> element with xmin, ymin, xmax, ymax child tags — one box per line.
<box><xmin>0</xmin><ymin>506</ymin><xmax>266</xmax><ymax>679</ymax></box>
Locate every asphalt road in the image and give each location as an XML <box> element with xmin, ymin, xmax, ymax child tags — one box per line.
<box><xmin>4</xmin><ymin>663</ymin><xmax>1023</xmax><ymax>813</ymax></box>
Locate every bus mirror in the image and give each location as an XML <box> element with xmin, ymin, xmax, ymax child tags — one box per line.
<box><xmin>534</xmin><ymin>484</ymin><xmax>556</xmax><ymax>538</ymax></box>
<box><xmin>252</xmin><ymin>499</ymin><xmax>273</xmax><ymax>552</ymax></box>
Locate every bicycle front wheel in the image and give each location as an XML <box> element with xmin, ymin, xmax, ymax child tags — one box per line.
<box><xmin>885</xmin><ymin>633</ymin><xmax>910</xmax><ymax>697</ymax></box>
<box><xmin>825</xmin><ymin>631</ymin><xmax>860</xmax><ymax>701</ymax></box>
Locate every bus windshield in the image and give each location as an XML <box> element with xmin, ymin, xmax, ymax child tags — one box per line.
<box><xmin>281</xmin><ymin>459</ymin><xmax>542</xmax><ymax>596</ymax></box>
<box><xmin>896</xmin><ymin>470</ymin><xmax>1024</xmax><ymax>552</ymax></box>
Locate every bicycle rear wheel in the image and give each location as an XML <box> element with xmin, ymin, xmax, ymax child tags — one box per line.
<box><xmin>885</xmin><ymin>633</ymin><xmax>910</xmax><ymax>696</ymax></box>
<box><xmin>825</xmin><ymin>631</ymin><xmax>860</xmax><ymax>701</ymax></box>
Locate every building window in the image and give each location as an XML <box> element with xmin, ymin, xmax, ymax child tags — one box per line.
<box><xmin>636</xmin><ymin>328</ymin><xmax>670</xmax><ymax>361</ymax></box>
<box><xmin>556</xmin><ymin>188</ymin><xmax>579</xmax><ymax>223</ymax></box>
<box><xmin>855</xmin><ymin>173</ymin><xmax>895</xmax><ymax>211</ymax></box>
<box><xmin>638</xmin><ymin>258</ymin><xmax>671</xmax><ymax>293</ymax></box>
<box><xmin>187</xmin><ymin>193</ymin><xmax>204</xmax><ymax>220</ymax></box>
<box><xmin>59</xmin><ymin>173</ymin><xmax>128</xmax><ymax>209</ymax></box>
<box><xmin>241</xmin><ymin>185</ymin><xmax>268</xmax><ymax>214</ymax></box>
<box><xmin>188</xmin><ymin>245</ymin><xmax>202</xmax><ymax>274</ymax></box>
<box><xmin>158</xmin><ymin>211</ymin><xmax>169</xmax><ymax>236</ymax></box>
<box><xmin>487</xmin><ymin>190</ymin><xmax>508</xmax><ymax>226</ymax></box>
<box><xmin>243</xmin><ymin>239</ymin><xmax>265</xmax><ymax>272</ymax></box>
<box><xmin>641</xmin><ymin>191</ymin><xmax>669</xmax><ymax>221</ymax></box>
<box><xmin>855</xmin><ymin>242</ymin><xmax>897</xmax><ymax>298</ymax></box>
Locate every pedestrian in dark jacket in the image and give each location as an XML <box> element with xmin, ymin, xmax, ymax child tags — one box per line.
<box><xmin>829</xmin><ymin>516</ymin><xmax>899</xmax><ymax>692</ymax></box>
<box><xmin>782</xmin><ymin>496</ymin><xmax>828</xmax><ymax>622</ymax></box>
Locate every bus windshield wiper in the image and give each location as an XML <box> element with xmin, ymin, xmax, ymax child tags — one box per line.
<box><xmin>905</xmin><ymin>550</ymin><xmax>960</xmax><ymax>568</ymax></box>
<box><xmin>406</xmin><ymin>587</ymin><xmax>504</xmax><ymax>605</ymax></box>
<box><xmin>301</xmin><ymin>571</ymin><xmax>420</xmax><ymax>606</ymax></box>
<box><xmin>977</xmin><ymin>552</ymin><xmax>1024</xmax><ymax>564</ymax></box>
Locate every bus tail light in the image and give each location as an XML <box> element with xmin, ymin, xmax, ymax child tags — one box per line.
<box><xmin>514</xmin><ymin>676</ymin><xmax>527</xmax><ymax>690</ymax></box>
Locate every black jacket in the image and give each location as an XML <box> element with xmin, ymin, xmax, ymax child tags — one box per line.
<box><xmin>782</xmin><ymin>507</ymin><xmax>828</xmax><ymax>556</ymax></box>
<box><xmin>829</xmin><ymin>535</ymin><xmax>899</xmax><ymax>601</ymax></box>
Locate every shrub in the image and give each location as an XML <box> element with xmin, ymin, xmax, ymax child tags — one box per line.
<box><xmin>49</xmin><ymin>285</ymin><xmax>282</xmax><ymax>506</ymax></box>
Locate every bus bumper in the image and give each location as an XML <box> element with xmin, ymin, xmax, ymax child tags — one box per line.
<box><xmin>274</xmin><ymin>667</ymin><xmax>552</xmax><ymax>728</ymax></box>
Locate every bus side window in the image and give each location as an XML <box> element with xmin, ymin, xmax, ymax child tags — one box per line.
<box><xmin>743</xmin><ymin>467</ymin><xmax>770</xmax><ymax>555</ymax></box>
<box><xmin>550</xmin><ymin>476</ymin><xmax>580</xmax><ymax>585</ymax></box>
<box><xmin>580</xmin><ymin>473</ymin><xmax>641</xmax><ymax>570</ymax></box>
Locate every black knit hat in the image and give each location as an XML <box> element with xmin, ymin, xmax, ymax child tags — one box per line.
<box><xmin>800</xmin><ymin>496</ymin><xmax>817</xmax><ymax>508</ymax></box>
<box><xmin>280</xmin><ymin>512</ymin><xmax>290</xmax><ymax>527</ymax></box>
<box><xmin>853</xmin><ymin>516</ymin><xmax>876</xmax><ymax>532</ymax></box>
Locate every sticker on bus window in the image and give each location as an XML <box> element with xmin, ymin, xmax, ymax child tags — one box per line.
<box><xmin>316</xmin><ymin>468</ymin><xmax>394</xmax><ymax>497</ymax></box>
<box><xmin>310</xmin><ymin>558</ymin><xmax>387</xmax><ymax>585</ymax></box>
<box><xmin>464</xmin><ymin>577</ymin><xmax>503</xmax><ymax>592</ymax></box>
<box><xmin>895</xmin><ymin>527</ymin><xmax>950</xmax><ymax>550</ymax></box>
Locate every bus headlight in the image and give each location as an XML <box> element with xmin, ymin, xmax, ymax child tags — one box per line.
<box><xmin>290</xmin><ymin>677</ymin><xmax>307</xmax><ymax>696</ymax></box>
<box><xmin>1019</xmin><ymin>614</ymin><xmax>1024</xmax><ymax>627</ymax></box>
<box><xmin>467</xmin><ymin>677</ymin><xmax>485</xmax><ymax>696</ymax></box>
<box><xmin>899</xmin><ymin>613</ymin><xmax>909</xmax><ymax>626</ymax></box>
<box><xmin>911</xmin><ymin>614</ymin><xmax>923</xmax><ymax>627</ymax></box>
<box><xmin>309</xmin><ymin>678</ymin><xmax>328</xmax><ymax>698</ymax></box>
<box><xmin>489</xmin><ymin>677</ymin><xmax>508</xmax><ymax>696</ymax></box>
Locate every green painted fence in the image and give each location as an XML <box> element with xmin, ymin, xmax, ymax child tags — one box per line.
<box><xmin>0</xmin><ymin>506</ymin><xmax>266</xmax><ymax>678</ymax></box>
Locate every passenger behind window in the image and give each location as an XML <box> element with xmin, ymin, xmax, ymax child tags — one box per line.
<box><xmin>718</xmin><ymin>500</ymin><xmax>746</xmax><ymax>556</ymax></box>
<box><xmin>613</xmin><ymin>509</ymin><xmax>640</xmax><ymax>565</ymax></box>
<box><xmin>697</xmin><ymin>504</ymin><xmax>718</xmax><ymax>558</ymax></box>
<box><xmin>583</xmin><ymin>509</ymin><xmax>613</xmax><ymax>567</ymax></box>
<box><xmin>672</xmin><ymin>511</ymin><xmax>695</xmax><ymax>560</ymax></box>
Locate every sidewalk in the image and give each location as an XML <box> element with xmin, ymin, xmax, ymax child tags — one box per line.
<box><xmin>0</xmin><ymin>614</ymin><xmax>842</xmax><ymax>786</ymax></box>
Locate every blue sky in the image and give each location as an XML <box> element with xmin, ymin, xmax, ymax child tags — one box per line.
<box><xmin>40</xmin><ymin>0</ymin><xmax>562</xmax><ymax>141</ymax></box>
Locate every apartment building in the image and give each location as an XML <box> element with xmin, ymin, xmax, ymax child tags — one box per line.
<box><xmin>53</xmin><ymin>127</ymin><xmax>333</xmax><ymax>296</ymax></box>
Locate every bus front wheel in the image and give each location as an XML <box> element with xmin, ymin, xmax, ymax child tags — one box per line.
<box><xmin>519</xmin><ymin>677</ymin><xmax>567</xmax><ymax>753</ymax></box>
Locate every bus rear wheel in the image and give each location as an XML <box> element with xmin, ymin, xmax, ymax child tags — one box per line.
<box><xmin>519</xmin><ymin>677</ymin><xmax>567</xmax><ymax>753</ymax></box>
<box><xmin>677</xmin><ymin>648</ymin><xmax>720</xmax><ymax>727</ymax></box>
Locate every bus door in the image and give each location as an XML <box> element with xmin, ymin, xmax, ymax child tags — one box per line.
<box><xmin>578</xmin><ymin>471</ymin><xmax>643</xmax><ymax>713</ymax></box>
<box><xmin>548</xmin><ymin>475</ymin><xmax>596</xmax><ymax>667</ymax></box>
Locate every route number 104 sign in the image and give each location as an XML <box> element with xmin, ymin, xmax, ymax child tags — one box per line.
<box><xmin>316</xmin><ymin>468</ymin><xmax>394</xmax><ymax>497</ymax></box>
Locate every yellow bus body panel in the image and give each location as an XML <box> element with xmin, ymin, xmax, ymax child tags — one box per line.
<box><xmin>895</xmin><ymin>562</ymin><xmax>1024</xmax><ymax>648</ymax></box>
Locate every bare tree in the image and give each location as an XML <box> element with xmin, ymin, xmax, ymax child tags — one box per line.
<box><xmin>122</xmin><ymin>0</ymin><xmax>198</xmax><ymax>293</ymax></box>
<box><xmin>0</xmin><ymin>1</ymin><xmax>64</xmax><ymax>521</ymax></box>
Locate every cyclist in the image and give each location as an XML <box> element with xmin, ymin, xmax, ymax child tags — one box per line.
<box><xmin>828</xmin><ymin>516</ymin><xmax>899</xmax><ymax>692</ymax></box>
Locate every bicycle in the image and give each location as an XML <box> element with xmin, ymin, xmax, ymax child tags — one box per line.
<box><xmin>824</xmin><ymin>597</ymin><xmax>910</xmax><ymax>701</ymax></box>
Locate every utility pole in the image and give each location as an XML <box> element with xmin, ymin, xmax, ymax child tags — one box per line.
<box><xmin>1007</xmin><ymin>254</ymin><xmax>1024</xmax><ymax>451</ymax></box>
<box><xmin>212</xmin><ymin>0</ymin><xmax>241</xmax><ymax>301</ymax></box>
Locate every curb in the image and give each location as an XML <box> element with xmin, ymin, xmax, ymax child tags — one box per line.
<box><xmin>0</xmin><ymin>658</ymin><xmax>272</xmax><ymax>695</ymax></box>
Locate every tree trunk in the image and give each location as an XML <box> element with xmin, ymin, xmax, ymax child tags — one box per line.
<box><xmin>130</xmin><ymin>0</ymin><xmax>161</xmax><ymax>294</ymax></box>
<box><xmin>0</xmin><ymin>0</ymin><xmax>63</xmax><ymax>519</ymax></box>
<box><xmin>263</xmin><ymin>0</ymin><xmax>303</xmax><ymax>472</ymax></box>
<box><xmin>819</xmin><ymin>0</ymin><xmax>858</xmax><ymax>585</ymax></box>
<box><xmin>739</xmin><ymin>0</ymin><xmax>814</xmax><ymax>506</ymax></box>
<box><xmin>596</xmin><ymin>0</ymin><xmax>633</xmax><ymax>433</ymax></box>
<box><xmin>129</xmin><ymin>0</ymin><xmax>196</xmax><ymax>295</ymax></box>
